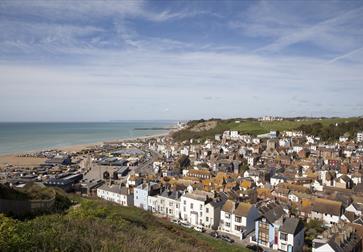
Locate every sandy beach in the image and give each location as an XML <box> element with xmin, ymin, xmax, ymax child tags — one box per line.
<box><xmin>0</xmin><ymin>132</ymin><xmax>170</xmax><ymax>169</ymax></box>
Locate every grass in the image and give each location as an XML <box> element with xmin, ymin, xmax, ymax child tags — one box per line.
<box><xmin>0</xmin><ymin>197</ymin><xmax>249</xmax><ymax>252</ymax></box>
<box><xmin>172</xmin><ymin>117</ymin><xmax>359</xmax><ymax>141</ymax></box>
<box><xmin>0</xmin><ymin>183</ymin><xmax>55</xmax><ymax>200</ymax></box>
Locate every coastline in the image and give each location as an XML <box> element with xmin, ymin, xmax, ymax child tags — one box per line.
<box><xmin>0</xmin><ymin>131</ymin><xmax>171</xmax><ymax>169</ymax></box>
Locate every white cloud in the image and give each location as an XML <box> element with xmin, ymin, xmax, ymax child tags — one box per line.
<box><xmin>0</xmin><ymin>1</ymin><xmax>363</xmax><ymax>120</ymax></box>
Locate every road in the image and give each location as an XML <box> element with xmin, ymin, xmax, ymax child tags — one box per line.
<box><xmin>132</xmin><ymin>149</ymin><xmax>161</xmax><ymax>175</ymax></box>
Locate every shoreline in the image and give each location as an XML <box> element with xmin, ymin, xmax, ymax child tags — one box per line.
<box><xmin>0</xmin><ymin>131</ymin><xmax>171</xmax><ymax>169</ymax></box>
<box><xmin>0</xmin><ymin>131</ymin><xmax>170</xmax><ymax>157</ymax></box>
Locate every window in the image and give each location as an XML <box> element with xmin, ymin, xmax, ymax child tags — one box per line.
<box><xmin>184</xmin><ymin>200</ymin><xmax>186</xmax><ymax>205</ymax></box>
<box><xmin>206</xmin><ymin>207</ymin><xmax>209</xmax><ymax>213</ymax></box>
<box><xmin>226</xmin><ymin>222</ymin><xmax>230</xmax><ymax>227</ymax></box>
<box><xmin>183</xmin><ymin>206</ymin><xmax>186</xmax><ymax>211</ymax></box>
<box><xmin>280</xmin><ymin>232</ymin><xmax>288</xmax><ymax>241</ymax></box>
<box><xmin>190</xmin><ymin>203</ymin><xmax>193</xmax><ymax>209</ymax></box>
<box><xmin>169</xmin><ymin>202</ymin><xmax>173</xmax><ymax>207</ymax></box>
<box><xmin>200</xmin><ymin>204</ymin><xmax>203</xmax><ymax>210</ymax></box>
<box><xmin>206</xmin><ymin>217</ymin><xmax>209</xmax><ymax>222</ymax></box>
<box><xmin>225</xmin><ymin>213</ymin><xmax>231</xmax><ymax>219</ymax></box>
<box><xmin>258</xmin><ymin>221</ymin><xmax>269</xmax><ymax>244</ymax></box>
<box><xmin>235</xmin><ymin>216</ymin><xmax>241</xmax><ymax>223</ymax></box>
<box><xmin>200</xmin><ymin>212</ymin><xmax>203</xmax><ymax>216</ymax></box>
<box><xmin>235</xmin><ymin>225</ymin><xmax>241</xmax><ymax>231</ymax></box>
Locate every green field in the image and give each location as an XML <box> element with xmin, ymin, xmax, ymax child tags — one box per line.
<box><xmin>172</xmin><ymin>117</ymin><xmax>359</xmax><ymax>141</ymax></box>
<box><xmin>0</xmin><ymin>197</ymin><xmax>248</xmax><ymax>252</ymax></box>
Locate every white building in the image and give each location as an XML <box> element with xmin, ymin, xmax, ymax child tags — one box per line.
<box><xmin>310</xmin><ymin>198</ymin><xmax>342</xmax><ymax>227</ymax></box>
<box><xmin>357</xmin><ymin>132</ymin><xmax>363</xmax><ymax>143</ymax></box>
<box><xmin>220</xmin><ymin>200</ymin><xmax>259</xmax><ymax>238</ymax></box>
<box><xmin>97</xmin><ymin>184</ymin><xmax>134</xmax><ymax>206</ymax></box>
<box><xmin>278</xmin><ymin>218</ymin><xmax>305</xmax><ymax>252</ymax></box>
<box><xmin>346</xmin><ymin>202</ymin><xmax>363</xmax><ymax>216</ymax></box>
<box><xmin>270</xmin><ymin>175</ymin><xmax>287</xmax><ymax>187</ymax></box>
<box><xmin>155</xmin><ymin>190</ymin><xmax>182</xmax><ymax>220</ymax></box>
<box><xmin>180</xmin><ymin>190</ymin><xmax>226</xmax><ymax>229</ymax></box>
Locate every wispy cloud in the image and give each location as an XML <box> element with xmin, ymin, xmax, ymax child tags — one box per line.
<box><xmin>327</xmin><ymin>46</ymin><xmax>363</xmax><ymax>64</ymax></box>
<box><xmin>253</xmin><ymin>6</ymin><xmax>363</xmax><ymax>53</ymax></box>
<box><xmin>0</xmin><ymin>0</ymin><xmax>363</xmax><ymax>120</ymax></box>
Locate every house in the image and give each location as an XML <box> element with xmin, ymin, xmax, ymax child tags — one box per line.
<box><xmin>97</xmin><ymin>184</ymin><xmax>134</xmax><ymax>206</ymax></box>
<box><xmin>250</xmin><ymin>201</ymin><xmax>285</xmax><ymax>249</ymax></box>
<box><xmin>186</xmin><ymin>169</ymin><xmax>212</xmax><ymax>179</ymax></box>
<box><xmin>270</xmin><ymin>175</ymin><xmax>287</xmax><ymax>187</ymax></box>
<box><xmin>278</xmin><ymin>218</ymin><xmax>305</xmax><ymax>252</ymax></box>
<box><xmin>204</xmin><ymin>193</ymin><xmax>227</xmax><ymax>229</ymax></box>
<box><xmin>310</xmin><ymin>198</ymin><xmax>342</xmax><ymax>227</ymax></box>
<box><xmin>126</xmin><ymin>174</ymin><xmax>143</xmax><ymax>188</ymax></box>
<box><xmin>357</xmin><ymin>132</ymin><xmax>363</xmax><ymax>143</ymax></box>
<box><xmin>346</xmin><ymin>202</ymin><xmax>363</xmax><ymax>216</ymax></box>
<box><xmin>312</xmin><ymin>223</ymin><xmax>362</xmax><ymax>252</ymax></box>
<box><xmin>155</xmin><ymin>189</ymin><xmax>182</xmax><ymax>220</ymax></box>
<box><xmin>335</xmin><ymin>175</ymin><xmax>353</xmax><ymax>189</ymax></box>
<box><xmin>134</xmin><ymin>182</ymin><xmax>160</xmax><ymax>211</ymax></box>
<box><xmin>180</xmin><ymin>190</ymin><xmax>226</xmax><ymax>229</ymax></box>
<box><xmin>220</xmin><ymin>200</ymin><xmax>259</xmax><ymax>238</ymax></box>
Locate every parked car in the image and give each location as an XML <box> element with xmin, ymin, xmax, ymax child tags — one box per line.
<box><xmin>179</xmin><ymin>220</ymin><xmax>192</xmax><ymax>229</ymax></box>
<box><xmin>246</xmin><ymin>245</ymin><xmax>264</xmax><ymax>251</ymax></box>
<box><xmin>193</xmin><ymin>225</ymin><xmax>205</xmax><ymax>232</ymax></box>
<box><xmin>171</xmin><ymin>219</ymin><xmax>180</xmax><ymax>224</ymax></box>
<box><xmin>220</xmin><ymin>235</ymin><xmax>234</xmax><ymax>243</ymax></box>
<box><xmin>209</xmin><ymin>231</ymin><xmax>220</xmax><ymax>238</ymax></box>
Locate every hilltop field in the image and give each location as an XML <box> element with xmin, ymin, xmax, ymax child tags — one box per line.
<box><xmin>0</xmin><ymin>197</ymin><xmax>248</xmax><ymax>252</ymax></box>
<box><xmin>172</xmin><ymin>117</ymin><xmax>362</xmax><ymax>142</ymax></box>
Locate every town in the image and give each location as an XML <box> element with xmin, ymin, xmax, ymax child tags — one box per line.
<box><xmin>1</xmin><ymin>118</ymin><xmax>363</xmax><ymax>252</ymax></box>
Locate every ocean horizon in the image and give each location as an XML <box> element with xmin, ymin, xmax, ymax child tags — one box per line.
<box><xmin>0</xmin><ymin>121</ymin><xmax>176</xmax><ymax>155</ymax></box>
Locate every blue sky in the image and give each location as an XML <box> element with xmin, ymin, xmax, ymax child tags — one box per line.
<box><xmin>1</xmin><ymin>0</ymin><xmax>363</xmax><ymax>121</ymax></box>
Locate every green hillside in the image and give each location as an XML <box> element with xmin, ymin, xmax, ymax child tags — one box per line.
<box><xmin>172</xmin><ymin>117</ymin><xmax>359</xmax><ymax>142</ymax></box>
<box><xmin>0</xmin><ymin>197</ymin><xmax>248</xmax><ymax>252</ymax></box>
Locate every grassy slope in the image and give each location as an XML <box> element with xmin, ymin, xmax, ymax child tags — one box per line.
<box><xmin>0</xmin><ymin>198</ymin><xmax>249</xmax><ymax>252</ymax></box>
<box><xmin>173</xmin><ymin>117</ymin><xmax>358</xmax><ymax>141</ymax></box>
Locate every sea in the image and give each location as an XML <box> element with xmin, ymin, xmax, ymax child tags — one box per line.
<box><xmin>0</xmin><ymin>121</ymin><xmax>176</xmax><ymax>155</ymax></box>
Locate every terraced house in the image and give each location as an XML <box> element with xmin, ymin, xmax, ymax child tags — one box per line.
<box><xmin>220</xmin><ymin>200</ymin><xmax>259</xmax><ymax>238</ymax></box>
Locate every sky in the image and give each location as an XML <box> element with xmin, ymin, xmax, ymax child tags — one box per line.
<box><xmin>0</xmin><ymin>0</ymin><xmax>363</xmax><ymax>122</ymax></box>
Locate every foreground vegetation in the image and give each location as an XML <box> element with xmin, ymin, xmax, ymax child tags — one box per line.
<box><xmin>0</xmin><ymin>183</ymin><xmax>55</xmax><ymax>200</ymax></box>
<box><xmin>173</xmin><ymin>117</ymin><xmax>360</xmax><ymax>142</ymax></box>
<box><xmin>0</xmin><ymin>197</ymin><xmax>248</xmax><ymax>252</ymax></box>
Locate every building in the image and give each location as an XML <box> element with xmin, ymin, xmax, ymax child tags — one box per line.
<box><xmin>186</xmin><ymin>169</ymin><xmax>212</xmax><ymax>179</ymax></box>
<box><xmin>180</xmin><ymin>190</ymin><xmax>225</xmax><ymax>229</ymax></box>
<box><xmin>79</xmin><ymin>179</ymin><xmax>104</xmax><ymax>196</ymax></box>
<box><xmin>357</xmin><ymin>132</ymin><xmax>363</xmax><ymax>143</ymax></box>
<box><xmin>44</xmin><ymin>173</ymin><xmax>83</xmax><ymax>192</ymax></box>
<box><xmin>134</xmin><ymin>182</ymin><xmax>160</xmax><ymax>211</ymax></box>
<box><xmin>312</xmin><ymin>223</ymin><xmax>362</xmax><ymax>252</ymax></box>
<box><xmin>155</xmin><ymin>189</ymin><xmax>182</xmax><ymax>220</ymax></box>
<box><xmin>250</xmin><ymin>201</ymin><xmax>285</xmax><ymax>249</ymax></box>
<box><xmin>97</xmin><ymin>184</ymin><xmax>134</xmax><ymax>206</ymax></box>
<box><xmin>278</xmin><ymin>218</ymin><xmax>305</xmax><ymax>252</ymax></box>
<box><xmin>310</xmin><ymin>198</ymin><xmax>342</xmax><ymax>227</ymax></box>
<box><xmin>220</xmin><ymin>200</ymin><xmax>259</xmax><ymax>238</ymax></box>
